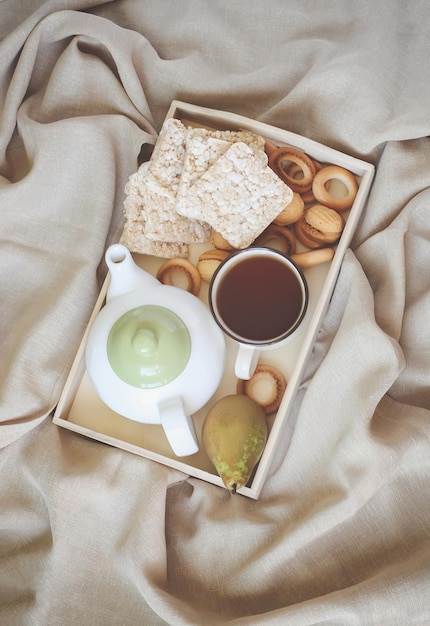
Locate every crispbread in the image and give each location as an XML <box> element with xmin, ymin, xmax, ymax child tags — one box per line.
<box><xmin>179</xmin><ymin>141</ymin><xmax>293</xmax><ymax>249</ymax></box>
<box><xmin>176</xmin><ymin>129</ymin><xmax>267</xmax><ymax>220</ymax></box>
<box><xmin>175</xmin><ymin>135</ymin><xmax>232</xmax><ymax>217</ymax></box>
<box><xmin>124</xmin><ymin>166</ymin><xmax>211</xmax><ymax>245</ymax></box>
<box><xmin>182</xmin><ymin>134</ymin><xmax>232</xmax><ymax>187</ymax></box>
<box><xmin>142</xmin><ymin>172</ymin><xmax>211</xmax><ymax>243</ymax></box>
<box><xmin>121</xmin><ymin>119</ymin><xmax>275</xmax><ymax>254</ymax></box>
<box><xmin>123</xmin><ymin>163</ymin><xmax>149</xmax><ymax>221</ymax></box>
<box><xmin>147</xmin><ymin>118</ymin><xmax>187</xmax><ymax>195</ymax></box>
<box><xmin>190</xmin><ymin>127</ymin><xmax>265</xmax><ymax>152</ymax></box>
<box><xmin>120</xmin><ymin>219</ymin><xmax>189</xmax><ymax>258</ymax></box>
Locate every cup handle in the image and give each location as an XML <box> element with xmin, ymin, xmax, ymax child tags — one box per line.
<box><xmin>158</xmin><ymin>396</ymin><xmax>199</xmax><ymax>457</ymax></box>
<box><xmin>235</xmin><ymin>344</ymin><xmax>260</xmax><ymax>380</ymax></box>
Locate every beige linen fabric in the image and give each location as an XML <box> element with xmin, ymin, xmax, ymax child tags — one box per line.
<box><xmin>0</xmin><ymin>1</ymin><xmax>429</xmax><ymax>624</ymax></box>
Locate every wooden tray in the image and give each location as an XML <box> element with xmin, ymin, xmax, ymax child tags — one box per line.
<box><xmin>53</xmin><ymin>101</ymin><xmax>375</xmax><ymax>499</ymax></box>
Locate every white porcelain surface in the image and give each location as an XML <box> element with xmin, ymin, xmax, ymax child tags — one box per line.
<box><xmin>85</xmin><ymin>244</ymin><xmax>226</xmax><ymax>456</ymax></box>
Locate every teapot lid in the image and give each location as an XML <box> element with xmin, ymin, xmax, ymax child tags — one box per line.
<box><xmin>107</xmin><ymin>305</ymin><xmax>191</xmax><ymax>388</ymax></box>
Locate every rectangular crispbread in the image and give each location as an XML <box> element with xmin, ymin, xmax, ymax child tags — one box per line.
<box><xmin>147</xmin><ymin>118</ymin><xmax>187</xmax><ymax>196</ymax></box>
<box><xmin>121</xmin><ymin>118</ymin><xmax>278</xmax><ymax>255</ymax></box>
<box><xmin>175</xmin><ymin>135</ymin><xmax>232</xmax><ymax>217</ymax></box>
<box><xmin>122</xmin><ymin>163</ymin><xmax>149</xmax><ymax>221</ymax></box>
<box><xmin>178</xmin><ymin>141</ymin><xmax>293</xmax><ymax>249</ymax></box>
<box><xmin>120</xmin><ymin>219</ymin><xmax>189</xmax><ymax>258</ymax></box>
<box><xmin>190</xmin><ymin>127</ymin><xmax>266</xmax><ymax>152</ymax></box>
<box><xmin>123</xmin><ymin>129</ymin><xmax>211</xmax><ymax>245</ymax></box>
<box><xmin>141</xmin><ymin>171</ymin><xmax>211</xmax><ymax>243</ymax></box>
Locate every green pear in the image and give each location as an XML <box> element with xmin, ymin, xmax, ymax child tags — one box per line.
<box><xmin>202</xmin><ymin>394</ymin><xmax>268</xmax><ymax>493</ymax></box>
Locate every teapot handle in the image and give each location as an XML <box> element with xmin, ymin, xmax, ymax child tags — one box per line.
<box><xmin>158</xmin><ymin>396</ymin><xmax>199</xmax><ymax>457</ymax></box>
<box><xmin>105</xmin><ymin>244</ymin><xmax>159</xmax><ymax>302</ymax></box>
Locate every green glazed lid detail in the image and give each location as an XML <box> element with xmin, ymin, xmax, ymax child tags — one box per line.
<box><xmin>107</xmin><ymin>305</ymin><xmax>191</xmax><ymax>389</ymax></box>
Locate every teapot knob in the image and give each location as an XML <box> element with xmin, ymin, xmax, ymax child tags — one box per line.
<box><xmin>131</xmin><ymin>328</ymin><xmax>158</xmax><ymax>355</ymax></box>
<box><xmin>105</xmin><ymin>244</ymin><xmax>160</xmax><ymax>302</ymax></box>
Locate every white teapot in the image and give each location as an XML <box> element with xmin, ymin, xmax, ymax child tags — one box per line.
<box><xmin>85</xmin><ymin>244</ymin><xmax>226</xmax><ymax>457</ymax></box>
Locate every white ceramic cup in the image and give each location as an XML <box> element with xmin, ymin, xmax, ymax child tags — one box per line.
<box><xmin>209</xmin><ymin>247</ymin><xmax>308</xmax><ymax>380</ymax></box>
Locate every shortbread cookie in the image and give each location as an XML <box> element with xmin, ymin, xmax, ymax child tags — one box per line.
<box><xmin>178</xmin><ymin>141</ymin><xmax>293</xmax><ymax>249</ymax></box>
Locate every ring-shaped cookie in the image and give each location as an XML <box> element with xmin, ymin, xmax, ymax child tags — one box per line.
<box><xmin>285</xmin><ymin>162</ymin><xmax>306</xmax><ymax>183</ymax></box>
<box><xmin>300</xmin><ymin>160</ymin><xmax>323</xmax><ymax>204</ymax></box>
<box><xmin>156</xmin><ymin>258</ymin><xmax>201</xmax><ymax>296</ymax></box>
<box><xmin>269</xmin><ymin>147</ymin><xmax>316</xmax><ymax>193</ymax></box>
<box><xmin>291</xmin><ymin>247</ymin><xmax>335</xmax><ymax>269</ymax></box>
<box><xmin>237</xmin><ymin>364</ymin><xmax>287</xmax><ymax>415</ymax></box>
<box><xmin>264</xmin><ymin>139</ymin><xmax>279</xmax><ymax>158</ymax></box>
<box><xmin>301</xmin><ymin>188</ymin><xmax>317</xmax><ymax>205</ymax></box>
<box><xmin>254</xmin><ymin>224</ymin><xmax>296</xmax><ymax>256</ymax></box>
<box><xmin>312</xmin><ymin>165</ymin><xmax>358</xmax><ymax>211</ymax></box>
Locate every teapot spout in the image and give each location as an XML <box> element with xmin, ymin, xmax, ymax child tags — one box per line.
<box><xmin>105</xmin><ymin>244</ymin><xmax>159</xmax><ymax>302</ymax></box>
